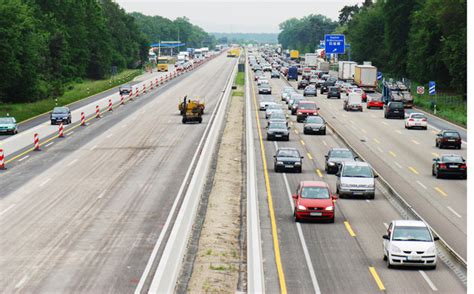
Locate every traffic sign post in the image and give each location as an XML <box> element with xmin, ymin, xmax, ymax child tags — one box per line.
<box><xmin>324</xmin><ymin>34</ymin><xmax>345</xmax><ymax>54</ymax></box>
<box><xmin>377</xmin><ymin>72</ymin><xmax>383</xmax><ymax>81</ymax></box>
<box><xmin>417</xmin><ymin>86</ymin><xmax>425</xmax><ymax>95</ymax></box>
<box><xmin>429</xmin><ymin>81</ymin><xmax>436</xmax><ymax>95</ymax></box>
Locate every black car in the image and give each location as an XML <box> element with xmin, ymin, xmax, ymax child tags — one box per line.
<box><xmin>384</xmin><ymin>101</ymin><xmax>405</xmax><ymax>119</ymax></box>
<box><xmin>432</xmin><ymin>154</ymin><xmax>466</xmax><ymax>179</ymax></box>
<box><xmin>297</xmin><ymin>79</ymin><xmax>309</xmax><ymax>89</ymax></box>
<box><xmin>266</xmin><ymin>122</ymin><xmax>290</xmax><ymax>141</ymax></box>
<box><xmin>327</xmin><ymin>86</ymin><xmax>341</xmax><ymax>99</ymax></box>
<box><xmin>436</xmin><ymin>130</ymin><xmax>462</xmax><ymax>149</ymax></box>
<box><xmin>119</xmin><ymin>84</ymin><xmax>132</xmax><ymax>95</ymax></box>
<box><xmin>274</xmin><ymin>147</ymin><xmax>303</xmax><ymax>173</ymax></box>
<box><xmin>324</xmin><ymin>148</ymin><xmax>357</xmax><ymax>174</ymax></box>
<box><xmin>303</xmin><ymin>116</ymin><xmax>326</xmax><ymax>135</ymax></box>
<box><xmin>321</xmin><ymin>80</ymin><xmax>336</xmax><ymax>94</ymax></box>
<box><xmin>50</xmin><ymin>106</ymin><xmax>72</xmax><ymax>125</ymax></box>
<box><xmin>271</xmin><ymin>70</ymin><xmax>280</xmax><ymax>78</ymax></box>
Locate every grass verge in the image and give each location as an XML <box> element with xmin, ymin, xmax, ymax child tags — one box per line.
<box><xmin>235</xmin><ymin>72</ymin><xmax>245</xmax><ymax>86</ymax></box>
<box><xmin>0</xmin><ymin>69</ymin><xmax>142</xmax><ymax>123</ymax></box>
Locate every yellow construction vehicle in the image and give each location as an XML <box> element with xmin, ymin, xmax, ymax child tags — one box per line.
<box><xmin>179</xmin><ymin>96</ymin><xmax>205</xmax><ymax>124</ymax></box>
<box><xmin>157</xmin><ymin>57</ymin><xmax>169</xmax><ymax>72</ymax></box>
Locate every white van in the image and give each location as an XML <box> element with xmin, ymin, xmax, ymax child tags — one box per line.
<box><xmin>344</xmin><ymin>92</ymin><xmax>363</xmax><ymax>112</ymax></box>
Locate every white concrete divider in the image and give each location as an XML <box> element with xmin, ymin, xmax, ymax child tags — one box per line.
<box><xmin>245</xmin><ymin>59</ymin><xmax>265</xmax><ymax>293</ymax></box>
<box><xmin>147</xmin><ymin>61</ymin><xmax>238</xmax><ymax>294</ymax></box>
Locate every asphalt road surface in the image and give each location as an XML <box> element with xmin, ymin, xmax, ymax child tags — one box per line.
<box><xmin>0</xmin><ymin>53</ymin><xmax>235</xmax><ymax>292</ymax></box>
<box><xmin>249</xmin><ymin>68</ymin><xmax>466</xmax><ymax>293</ymax></box>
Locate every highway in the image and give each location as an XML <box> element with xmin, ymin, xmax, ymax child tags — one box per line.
<box><xmin>248</xmin><ymin>62</ymin><xmax>466</xmax><ymax>293</ymax></box>
<box><xmin>0</xmin><ymin>52</ymin><xmax>236</xmax><ymax>292</ymax></box>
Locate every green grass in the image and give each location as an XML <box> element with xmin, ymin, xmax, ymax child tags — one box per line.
<box><xmin>235</xmin><ymin>72</ymin><xmax>245</xmax><ymax>86</ymax></box>
<box><xmin>232</xmin><ymin>91</ymin><xmax>244</xmax><ymax>97</ymax></box>
<box><xmin>0</xmin><ymin>69</ymin><xmax>142</xmax><ymax>123</ymax></box>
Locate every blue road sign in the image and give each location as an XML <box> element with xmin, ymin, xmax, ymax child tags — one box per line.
<box><xmin>325</xmin><ymin>34</ymin><xmax>345</xmax><ymax>54</ymax></box>
<box><xmin>377</xmin><ymin>71</ymin><xmax>383</xmax><ymax>80</ymax></box>
<box><xmin>429</xmin><ymin>81</ymin><xmax>436</xmax><ymax>95</ymax></box>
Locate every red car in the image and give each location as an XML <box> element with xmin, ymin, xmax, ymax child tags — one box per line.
<box><xmin>296</xmin><ymin>101</ymin><xmax>319</xmax><ymax>122</ymax></box>
<box><xmin>292</xmin><ymin>181</ymin><xmax>337</xmax><ymax>222</ymax></box>
<box><xmin>367</xmin><ymin>96</ymin><xmax>384</xmax><ymax>109</ymax></box>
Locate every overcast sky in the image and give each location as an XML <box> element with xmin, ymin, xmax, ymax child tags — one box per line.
<box><xmin>115</xmin><ymin>0</ymin><xmax>362</xmax><ymax>33</ymax></box>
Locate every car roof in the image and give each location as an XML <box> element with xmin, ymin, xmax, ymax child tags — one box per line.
<box><xmin>442</xmin><ymin>129</ymin><xmax>459</xmax><ymax>133</ymax></box>
<box><xmin>300</xmin><ymin>181</ymin><xmax>329</xmax><ymax>188</ymax></box>
<box><xmin>392</xmin><ymin>220</ymin><xmax>427</xmax><ymax>227</ymax></box>
<box><xmin>277</xmin><ymin>147</ymin><xmax>298</xmax><ymax>151</ymax></box>
<box><xmin>342</xmin><ymin>161</ymin><xmax>370</xmax><ymax>167</ymax></box>
<box><xmin>299</xmin><ymin>100</ymin><xmax>316</xmax><ymax>104</ymax></box>
<box><xmin>330</xmin><ymin>147</ymin><xmax>350</xmax><ymax>151</ymax></box>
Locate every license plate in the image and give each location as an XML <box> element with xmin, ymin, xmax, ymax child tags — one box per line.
<box><xmin>275</xmin><ymin>135</ymin><xmax>282</xmax><ymax>137</ymax></box>
<box><xmin>407</xmin><ymin>256</ymin><xmax>421</xmax><ymax>261</ymax></box>
<box><xmin>353</xmin><ymin>192</ymin><xmax>364</xmax><ymax>195</ymax></box>
<box><xmin>285</xmin><ymin>165</ymin><xmax>293</xmax><ymax>168</ymax></box>
<box><xmin>448</xmin><ymin>139</ymin><xmax>455</xmax><ymax>142</ymax></box>
<box><xmin>449</xmin><ymin>165</ymin><xmax>458</xmax><ymax>168</ymax></box>
<box><xmin>415</xmin><ymin>123</ymin><xmax>421</xmax><ymax>126</ymax></box>
<box><xmin>310</xmin><ymin>212</ymin><xmax>322</xmax><ymax>216</ymax></box>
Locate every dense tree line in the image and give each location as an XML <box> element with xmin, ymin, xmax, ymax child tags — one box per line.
<box><xmin>339</xmin><ymin>0</ymin><xmax>466</xmax><ymax>94</ymax></box>
<box><xmin>131</xmin><ymin>13</ymin><xmax>216</xmax><ymax>49</ymax></box>
<box><xmin>278</xmin><ymin>15</ymin><xmax>338</xmax><ymax>54</ymax></box>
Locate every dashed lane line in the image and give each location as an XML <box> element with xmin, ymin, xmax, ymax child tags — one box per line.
<box><xmin>344</xmin><ymin>221</ymin><xmax>356</xmax><ymax>237</ymax></box>
<box><xmin>416</xmin><ymin>180</ymin><xmax>428</xmax><ymax>190</ymax></box>
<box><xmin>435</xmin><ymin>187</ymin><xmax>448</xmax><ymax>197</ymax></box>
<box><xmin>369</xmin><ymin>267</ymin><xmax>386</xmax><ymax>291</ymax></box>
<box><xmin>408</xmin><ymin>166</ymin><xmax>419</xmax><ymax>175</ymax></box>
<box><xmin>447</xmin><ymin>206</ymin><xmax>462</xmax><ymax>218</ymax></box>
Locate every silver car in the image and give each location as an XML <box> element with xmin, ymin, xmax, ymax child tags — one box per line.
<box><xmin>336</xmin><ymin>161</ymin><xmax>377</xmax><ymax>199</ymax></box>
<box><xmin>303</xmin><ymin>85</ymin><xmax>317</xmax><ymax>97</ymax></box>
<box><xmin>265</xmin><ymin>104</ymin><xmax>284</xmax><ymax>119</ymax></box>
<box><xmin>266</xmin><ymin>122</ymin><xmax>290</xmax><ymax>141</ymax></box>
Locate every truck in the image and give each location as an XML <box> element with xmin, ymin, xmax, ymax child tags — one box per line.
<box><xmin>338</xmin><ymin>61</ymin><xmax>357</xmax><ymax>81</ymax></box>
<box><xmin>287</xmin><ymin>66</ymin><xmax>298</xmax><ymax>81</ymax></box>
<box><xmin>343</xmin><ymin>92</ymin><xmax>363</xmax><ymax>112</ymax></box>
<box><xmin>290</xmin><ymin>50</ymin><xmax>299</xmax><ymax>60</ymax></box>
<box><xmin>317</xmin><ymin>59</ymin><xmax>330</xmax><ymax>72</ymax></box>
<box><xmin>177</xmin><ymin>51</ymin><xmax>189</xmax><ymax>62</ymax></box>
<box><xmin>227</xmin><ymin>47</ymin><xmax>240</xmax><ymax>57</ymax></box>
<box><xmin>381</xmin><ymin>79</ymin><xmax>414</xmax><ymax>108</ymax></box>
<box><xmin>304</xmin><ymin>53</ymin><xmax>318</xmax><ymax>68</ymax></box>
<box><xmin>354</xmin><ymin>64</ymin><xmax>377</xmax><ymax>92</ymax></box>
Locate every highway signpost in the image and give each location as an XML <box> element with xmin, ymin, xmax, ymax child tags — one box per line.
<box><xmin>417</xmin><ymin>86</ymin><xmax>425</xmax><ymax>95</ymax></box>
<box><xmin>377</xmin><ymin>71</ymin><xmax>383</xmax><ymax>81</ymax></box>
<box><xmin>324</xmin><ymin>34</ymin><xmax>345</xmax><ymax>54</ymax></box>
<box><xmin>429</xmin><ymin>81</ymin><xmax>436</xmax><ymax>95</ymax></box>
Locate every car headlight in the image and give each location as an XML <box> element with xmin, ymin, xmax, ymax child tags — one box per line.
<box><xmin>325</xmin><ymin>206</ymin><xmax>334</xmax><ymax>211</ymax></box>
<box><xmin>297</xmin><ymin>112</ymin><xmax>303</xmax><ymax>115</ymax></box>
<box><xmin>340</xmin><ymin>183</ymin><xmax>351</xmax><ymax>188</ymax></box>
<box><xmin>328</xmin><ymin>162</ymin><xmax>336</xmax><ymax>166</ymax></box>
<box><xmin>297</xmin><ymin>204</ymin><xmax>306</xmax><ymax>211</ymax></box>
<box><xmin>391</xmin><ymin>245</ymin><xmax>402</xmax><ymax>254</ymax></box>
<box><xmin>426</xmin><ymin>245</ymin><xmax>436</xmax><ymax>254</ymax></box>
<box><xmin>277</xmin><ymin>161</ymin><xmax>283</xmax><ymax>165</ymax></box>
<box><xmin>294</xmin><ymin>162</ymin><xmax>301</xmax><ymax>165</ymax></box>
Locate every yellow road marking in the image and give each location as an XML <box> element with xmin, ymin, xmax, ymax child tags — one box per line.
<box><xmin>250</xmin><ymin>73</ymin><xmax>287</xmax><ymax>293</ymax></box>
<box><xmin>373</xmin><ymin>138</ymin><xmax>381</xmax><ymax>144</ymax></box>
<box><xmin>431</xmin><ymin>152</ymin><xmax>439</xmax><ymax>157</ymax></box>
<box><xmin>435</xmin><ymin>187</ymin><xmax>448</xmax><ymax>197</ymax></box>
<box><xmin>307</xmin><ymin>153</ymin><xmax>313</xmax><ymax>160</ymax></box>
<box><xmin>316</xmin><ymin>169</ymin><xmax>323</xmax><ymax>178</ymax></box>
<box><xmin>411</xmin><ymin>139</ymin><xmax>420</xmax><ymax>145</ymax></box>
<box><xmin>408</xmin><ymin>166</ymin><xmax>419</xmax><ymax>175</ymax></box>
<box><xmin>369</xmin><ymin>267</ymin><xmax>386</xmax><ymax>291</ymax></box>
<box><xmin>294</xmin><ymin>129</ymin><xmax>299</xmax><ymax>134</ymax></box>
<box><xmin>300</xmin><ymin>140</ymin><xmax>306</xmax><ymax>146</ymax></box>
<box><xmin>388</xmin><ymin>151</ymin><xmax>397</xmax><ymax>157</ymax></box>
<box><xmin>344</xmin><ymin>221</ymin><xmax>356</xmax><ymax>237</ymax></box>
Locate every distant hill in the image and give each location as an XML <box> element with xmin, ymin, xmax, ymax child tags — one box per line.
<box><xmin>212</xmin><ymin>33</ymin><xmax>278</xmax><ymax>44</ymax></box>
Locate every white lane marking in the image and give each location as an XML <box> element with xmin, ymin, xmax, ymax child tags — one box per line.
<box><xmin>366</xmin><ymin>199</ymin><xmax>371</xmax><ymax>203</ymax></box>
<box><xmin>14</xmin><ymin>275</ymin><xmax>28</xmax><ymax>289</ymax></box>
<box><xmin>381</xmin><ymin>121</ymin><xmax>388</xmax><ymax>126</ymax></box>
<box><xmin>167</xmin><ymin>119</ymin><xmax>172</xmax><ymax>123</ymax></box>
<box><xmin>67</xmin><ymin>159</ymin><xmax>78</xmax><ymax>167</ymax></box>
<box><xmin>121</xmin><ymin>124</ymin><xmax>128</xmax><ymax>129</ymax></box>
<box><xmin>395</xmin><ymin>130</ymin><xmax>402</xmax><ymax>134</ymax></box>
<box><xmin>107</xmin><ymin>133</ymin><xmax>114</xmax><ymax>138</ymax></box>
<box><xmin>322</xmin><ymin>140</ymin><xmax>328</xmax><ymax>146</ymax></box>
<box><xmin>39</xmin><ymin>178</ymin><xmax>51</xmax><ymax>187</ymax></box>
<box><xmin>447</xmin><ymin>206</ymin><xmax>462</xmax><ymax>218</ymax></box>
<box><xmin>394</xmin><ymin>161</ymin><xmax>403</xmax><ymax>169</ymax></box>
<box><xmin>90</xmin><ymin>145</ymin><xmax>98</xmax><ymax>151</ymax></box>
<box><xmin>411</xmin><ymin>139</ymin><xmax>420</xmax><ymax>145</ymax></box>
<box><xmin>0</xmin><ymin>204</ymin><xmax>15</xmax><ymax>217</ymax></box>
<box><xmin>370</xmin><ymin>114</ymin><xmax>377</xmax><ymax>118</ymax></box>
<box><xmin>383</xmin><ymin>223</ymin><xmax>389</xmax><ymax>229</ymax></box>
<box><xmin>377</xmin><ymin>147</ymin><xmax>383</xmax><ymax>153</ymax></box>
<box><xmin>18</xmin><ymin>155</ymin><xmax>29</xmax><ymax>162</ymax></box>
<box><xmin>419</xmin><ymin>270</ymin><xmax>438</xmax><ymax>291</ymax></box>
<box><xmin>416</xmin><ymin>180</ymin><xmax>428</xmax><ymax>190</ymax></box>
<box><xmin>97</xmin><ymin>191</ymin><xmax>106</xmax><ymax>199</ymax></box>
<box><xmin>45</xmin><ymin>142</ymin><xmax>55</xmax><ymax>147</ymax></box>
<box><xmin>69</xmin><ymin>131</ymin><xmax>74</xmax><ymax>135</ymax></box>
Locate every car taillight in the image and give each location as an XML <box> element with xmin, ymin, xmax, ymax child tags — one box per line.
<box><xmin>460</xmin><ymin>164</ymin><xmax>467</xmax><ymax>169</ymax></box>
<box><xmin>422</xmin><ymin>118</ymin><xmax>427</xmax><ymax>121</ymax></box>
<box><xmin>408</xmin><ymin>119</ymin><xmax>414</xmax><ymax>121</ymax></box>
<box><xmin>439</xmin><ymin>164</ymin><xmax>446</xmax><ymax>169</ymax></box>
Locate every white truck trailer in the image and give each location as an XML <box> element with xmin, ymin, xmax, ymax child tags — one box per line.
<box><xmin>338</xmin><ymin>61</ymin><xmax>357</xmax><ymax>81</ymax></box>
<box><xmin>354</xmin><ymin>64</ymin><xmax>377</xmax><ymax>92</ymax></box>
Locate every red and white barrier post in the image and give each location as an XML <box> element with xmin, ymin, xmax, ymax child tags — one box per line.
<box><xmin>58</xmin><ymin>123</ymin><xmax>64</xmax><ymax>138</ymax></box>
<box><xmin>108</xmin><ymin>98</ymin><xmax>113</xmax><ymax>112</ymax></box>
<box><xmin>0</xmin><ymin>148</ymin><xmax>6</xmax><ymax>170</ymax></box>
<box><xmin>81</xmin><ymin>112</ymin><xmax>86</xmax><ymax>126</ymax></box>
<box><xmin>96</xmin><ymin>105</ymin><xmax>101</xmax><ymax>118</ymax></box>
<box><xmin>143</xmin><ymin>84</ymin><xmax>147</xmax><ymax>94</ymax></box>
<box><xmin>120</xmin><ymin>95</ymin><xmax>125</xmax><ymax>105</ymax></box>
<box><xmin>135</xmin><ymin>87</ymin><xmax>139</xmax><ymax>98</ymax></box>
<box><xmin>160</xmin><ymin>77</ymin><xmax>164</xmax><ymax>85</ymax></box>
<box><xmin>155</xmin><ymin>78</ymin><xmax>158</xmax><ymax>87</ymax></box>
<box><xmin>150</xmin><ymin>80</ymin><xmax>154</xmax><ymax>90</ymax></box>
<box><xmin>34</xmin><ymin>133</ymin><xmax>40</xmax><ymax>151</ymax></box>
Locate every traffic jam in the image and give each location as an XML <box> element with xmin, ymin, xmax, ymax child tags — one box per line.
<box><xmin>249</xmin><ymin>44</ymin><xmax>466</xmax><ymax>275</ymax></box>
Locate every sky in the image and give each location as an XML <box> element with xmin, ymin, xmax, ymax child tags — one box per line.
<box><xmin>115</xmin><ymin>0</ymin><xmax>362</xmax><ymax>33</ymax></box>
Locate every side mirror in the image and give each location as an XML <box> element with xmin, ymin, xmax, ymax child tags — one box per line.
<box><xmin>324</xmin><ymin>155</ymin><xmax>328</xmax><ymax>158</ymax></box>
<box><xmin>433</xmin><ymin>158</ymin><xmax>439</xmax><ymax>161</ymax></box>
<box><xmin>354</xmin><ymin>156</ymin><xmax>359</xmax><ymax>159</ymax></box>
<box><xmin>288</xmin><ymin>127</ymin><xmax>291</xmax><ymax>130</ymax></box>
<box><xmin>301</xmin><ymin>156</ymin><xmax>304</xmax><ymax>159</ymax></box>
<box><xmin>292</xmin><ymin>194</ymin><xmax>298</xmax><ymax>199</ymax></box>
<box><xmin>336</xmin><ymin>172</ymin><xmax>341</xmax><ymax>177</ymax></box>
<box><xmin>434</xmin><ymin>236</ymin><xmax>440</xmax><ymax>241</ymax></box>
<box><xmin>382</xmin><ymin>235</ymin><xmax>389</xmax><ymax>240</ymax></box>
<box><xmin>332</xmin><ymin>194</ymin><xmax>338</xmax><ymax>200</ymax></box>
<box><xmin>317</xmin><ymin>107</ymin><xmax>320</xmax><ymax>110</ymax></box>
<box><xmin>374</xmin><ymin>175</ymin><xmax>379</xmax><ymax>178</ymax></box>
<box><xmin>273</xmin><ymin>155</ymin><xmax>276</xmax><ymax>158</ymax></box>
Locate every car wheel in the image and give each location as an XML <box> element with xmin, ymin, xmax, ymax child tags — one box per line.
<box><xmin>321</xmin><ymin>130</ymin><xmax>326</xmax><ymax>135</ymax></box>
<box><xmin>387</xmin><ymin>255</ymin><xmax>393</xmax><ymax>269</ymax></box>
<box><xmin>436</xmin><ymin>172</ymin><xmax>441</xmax><ymax>179</ymax></box>
<box><xmin>285</xmin><ymin>136</ymin><xmax>290</xmax><ymax>141</ymax></box>
<box><xmin>368</xmin><ymin>193</ymin><xmax>375</xmax><ymax>200</ymax></box>
<box><xmin>428</xmin><ymin>265</ymin><xmax>437</xmax><ymax>270</ymax></box>
<box><xmin>383</xmin><ymin>252</ymin><xmax>387</xmax><ymax>261</ymax></box>
<box><xmin>457</xmin><ymin>145</ymin><xmax>461</xmax><ymax>149</ymax></box>
<box><xmin>294</xmin><ymin>210</ymin><xmax>300</xmax><ymax>222</ymax></box>
<box><xmin>182</xmin><ymin>117</ymin><xmax>187</xmax><ymax>124</ymax></box>
<box><xmin>328</xmin><ymin>217</ymin><xmax>335</xmax><ymax>223</ymax></box>
<box><xmin>432</xmin><ymin>166</ymin><xmax>436</xmax><ymax>176</ymax></box>
<box><xmin>303</xmin><ymin>130</ymin><xmax>308</xmax><ymax>135</ymax></box>
<box><xmin>298</xmin><ymin>167</ymin><xmax>302</xmax><ymax>173</ymax></box>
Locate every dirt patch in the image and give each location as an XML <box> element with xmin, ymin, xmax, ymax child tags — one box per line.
<box><xmin>186</xmin><ymin>85</ymin><xmax>244</xmax><ymax>293</ymax></box>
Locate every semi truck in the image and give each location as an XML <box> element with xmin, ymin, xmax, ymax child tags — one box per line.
<box><xmin>354</xmin><ymin>64</ymin><xmax>377</xmax><ymax>92</ymax></box>
<box><xmin>338</xmin><ymin>61</ymin><xmax>357</xmax><ymax>81</ymax></box>
<box><xmin>381</xmin><ymin>79</ymin><xmax>414</xmax><ymax>108</ymax></box>
<box><xmin>304</xmin><ymin>53</ymin><xmax>318</xmax><ymax>68</ymax></box>
<box><xmin>317</xmin><ymin>59</ymin><xmax>330</xmax><ymax>72</ymax></box>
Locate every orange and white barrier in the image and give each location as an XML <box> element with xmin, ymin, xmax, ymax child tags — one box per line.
<box><xmin>143</xmin><ymin>84</ymin><xmax>147</xmax><ymax>93</ymax></box>
<box><xmin>34</xmin><ymin>133</ymin><xmax>40</xmax><ymax>151</ymax></box>
<box><xmin>81</xmin><ymin>112</ymin><xmax>85</xmax><ymax>126</ymax></box>
<box><xmin>108</xmin><ymin>98</ymin><xmax>113</xmax><ymax>112</ymax></box>
<box><xmin>58</xmin><ymin>123</ymin><xmax>64</xmax><ymax>138</ymax></box>
<box><xmin>135</xmin><ymin>87</ymin><xmax>139</xmax><ymax>98</ymax></box>
<box><xmin>121</xmin><ymin>95</ymin><xmax>125</xmax><ymax>105</ymax></box>
<box><xmin>96</xmin><ymin>105</ymin><xmax>101</xmax><ymax>118</ymax></box>
<box><xmin>0</xmin><ymin>149</ymin><xmax>5</xmax><ymax>170</ymax></box>
<box><xmin>150</xmin><ymin>80</ymin><xmax>154</xmax><ymax>90</ymax></box>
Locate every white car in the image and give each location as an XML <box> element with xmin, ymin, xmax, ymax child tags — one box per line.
<box><xmin>259</xmin><ymin>99</ymin><xmax>277</xmax><ymax>111</ymax></box>
<box><xmin>405</xmin><ymin>112</ymin><xmax>428</xmax><ymax>130</ymax></box>
<box><xmin>383</xmin><ymin>220</ymin><xmax>438</xmax><ymax>269</ymax></box>
<box><xmin>257</xmin><ymin>78</ymin><xmax>269</xmax><ymax>86</ymax></box>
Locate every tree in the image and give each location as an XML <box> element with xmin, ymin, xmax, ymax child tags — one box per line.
<box><xmin>338</xmin><ymin>5</ymin><xmax>360</xmax><ymax>25</ymax></box>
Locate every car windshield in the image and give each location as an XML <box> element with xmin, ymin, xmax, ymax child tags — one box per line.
<box><xmin>329</xmin><ymin>87</ymin><xmax>339</xmax><ymax>91</ymax></box>
<box><xmin>298</xmin><ymin>103</ymin><xmax>316</xmax><ymax>110</ymax></box>
<box><xmin>441</xmin><ymin>155</ymin><xmax>464</xmax><ymax>163</ymax></box>
<box><xmin>267</xmin><ymin>104</ymin><xmax>281</xmax><ymax>110</ymax></box>
<box><xmin>306</xmin><ymin>117</ymin><xmax>324</xmax><ymax>124</ymax></box>
<box><xmin>330</xmin><ymin>150</ymin><xmax>353</xmax><ymax>159</ymax></box>
<box><xmin>341</xmin><ymin>165</ymin><xmax>373</xmax><ymax>177</ymax></box>
<box><xmin>411</xmin><ymin>114</ymin><xmax>425</xmax><ymax>119</ymax></box>
<box><xmin>0</xmin><ymin>117</ymin><xmax>14</xmax><ymax>124</ymax></box>
<box><xmin>277</xmin><ymin>149</ymin><xmax>299</xmax><ymax>158</ymax></box>
<box><xmin>270</xmin><ymin>113</ymin><xmax>286</xmax><ymax>120</ymax></box>
<box><xmin>53</xmin><ymin>107</ymin><xmax>68</xmax><ymax>114</ymax></box>
<box><xmin>444</xmin><ymin>132</ymin><xmax>460</xmax><ymax>138</ymax></box>
<box><xmin>269</xmin><ymin>123</ymin><xmax>287</xmax><ymax>130</ymax></box>
<box><xmin>392</xmin><ymin>226</ymin><xmax>432</xmax><ymax>242</ymax></box>
<box><xmin>390</xmin><ymin>103</ymin><xmax>403</xmax><ymax>108</ymax></box>
<box><xmin>301</xmin><ymin>187</ymin><xmax>330</xmax><ymax>199</ymax></box>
